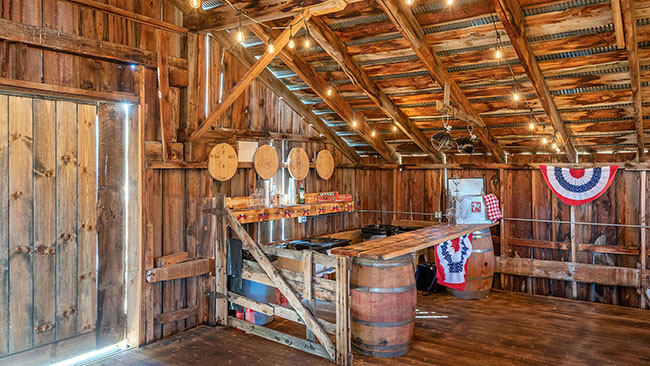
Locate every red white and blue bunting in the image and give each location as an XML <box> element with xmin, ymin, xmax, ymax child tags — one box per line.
<box><xmin>435</xmin><ymin>233</ymin><xmax>473</xmax><ymax>291</ymax></box>
<box><xmin>539</xmin><ymin>165</ymin><xmax>618</xmax><ymax>206</ymax></box>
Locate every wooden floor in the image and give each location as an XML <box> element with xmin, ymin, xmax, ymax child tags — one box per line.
<box><xmin>95</xmin><ymin>290</ymin><xmax>650</xmax><ymax>366</ymax></box>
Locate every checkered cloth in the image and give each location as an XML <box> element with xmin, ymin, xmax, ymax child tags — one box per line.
<box><xmin>483</xmin><ymin>194</ymin><xmax>503</xmax><ymax>223</ymax></box>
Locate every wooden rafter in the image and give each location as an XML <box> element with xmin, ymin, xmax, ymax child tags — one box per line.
<box><xmin>621</xmin><ymin>0</ymin><xmax>645</xmax><ymax>161</ymax></box>
<box><xmin>376</xmin><ymin>0</ymin><xmax>505</xmax><ymax>163</ymax></box>
<box><xmin>184</xmin><ymin>0</ymin><xmax>356</xmax><ymax>32</ymax></box>
<box><xmin>249</xmin><ymin>24</ymin><xmax>399</xmax><ymax>163</ymax></box>
<box><xmin>190</xmin><ymin>12</ymin><xmax>309</xmax><ymax>141</ymax></box>
<box><xmin>210</xmin><ymin>31</ymin><xmax>361</xmax><ymax>164</ymax></box>
<box><xmin>611</xmin><ymin>0</ymin><xmax>626</xmax><ymax>50</ymax></box>
<box><xmin>492</xmin><ymin>0</ymin><xmax>578</xmax><ymax>163</ymax></box>
<box><xmin>307</xmin><ymin>17</ymin><xmax>444</xmax><ymax>163</ymax></box>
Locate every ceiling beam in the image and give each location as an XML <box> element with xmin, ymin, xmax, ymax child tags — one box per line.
<box><xmin>210</xmin><ymin>31</ymin><xmax>361</xmax><ymax>164</ymax></box>
<box><xmin>621</xmin><ymin>0</ymin><xmax>645</xmax><ymax>161</ymax></box>
<box><xmin>307</xmin><ymin>17</ymin><xmax>444</xmax><ymax>163</ymax></box>
<box><xmin>184</xmin><ymin>0</ymin><xmax>355</xmax><ymax>32</ymax></box>
<box><xmin>492</xmin><ymin>0</ymin><xmax>578</xmax><ymax>163</ymax></box>
<box><xmin>249</xmin><ymin>24</ymin><xmax>400</xmax><ymax>163</ymax></box>
<box><xmin>190</xmin><ymin>12</ymin><xmax>308</xmax><ymax>141</ymax></box>
<box><xmin>376</xmin><ymin>0</ymin><xmax>505</xmax><ymax>163</ymax></box>
<box><xmin>611</xmin><ymin>0</ymin><xmax>626</xmax><ymax>49</ymax></box>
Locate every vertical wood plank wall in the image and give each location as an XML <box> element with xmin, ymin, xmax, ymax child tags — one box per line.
<box><xmin>0</xmin><ymin>96</ymin><xmax>100</xmax><ymax>358</ymax></box>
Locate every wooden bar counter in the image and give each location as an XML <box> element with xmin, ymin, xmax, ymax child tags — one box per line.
<box><xmin>331</xmin><ymin>222</ymin><xmax>497</xmax><ymax>358</ymax></box>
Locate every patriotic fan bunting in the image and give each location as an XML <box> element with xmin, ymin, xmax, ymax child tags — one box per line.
<box><xmin>435</xmin><ymin>233</ymin><xmax>473</xmax><ymax>291</ymax></box>
<box><xmin>539</xmin><ymin>165</ymin><xmax>618</xmax><ymax>206</ymax></box>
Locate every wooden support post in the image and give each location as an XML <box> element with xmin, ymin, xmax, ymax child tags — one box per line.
<box><xmin>226</xmin><ymin>211</ymin><xmax>336</xmax><ymax>361</ymax></box>
<box><xmin>570</xmin><ymin>205</ymin><xmax>578</xmax><ymax>299</ymax></box>
<box><xmin>335</xmin><ymin>256</ymin><xmax>351</xmax><ymax>366</ymax></box>
<box><xmin>641</xmin><ymin>170</ymin><xmax>647</xmax><ymax>309</ymax></box>
<box><xmin>215</xmin><ymin>194</ymin><xmax>229</xmax><ymax>326</ymax></box>
<box><xmin>499</xmin><ymin>168</ymin><xmax>507</xmax><ymax>289</ymax></box>
<box><xmin>156</xmin><ymin>29</ymin><xmax>173</xmax><ymax>162</ymax></box>
<box><xmin>303</xmin><ymin>251</ymin><xmax>315</xmax><ymax>342</ymax></box>
<box><xmin>611</xmin><ymin>0</ymin><xmax>626</xmax><ymax>49</ymax></box>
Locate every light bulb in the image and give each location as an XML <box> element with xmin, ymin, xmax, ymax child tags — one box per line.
<box><xmin>393</xmin><ymin>125</ymin><xmax>397</xmax><ymax>132</ymax></box>
<box><xmin>236</xmin><ymin>29</ymin><xmax>244</xmax><ymax>43</ymax></box>
<box><xmin>305</xmin><ymin>38</ymin><xmax>311</xmax><ymax>48</ymax></box>
<box><xmin>542</xmin><ymin>137</ymin><xmax>548</xmax><ymax>145</ymax></box>
<box><xmin>513</xmin><ymin>92</ymin><xmax>520</xmax><ymax>101</ymax></box>
<box><xmin>327</xmin><ymin>87</ymin><xmax>333</xmax><ymax>96</ymax></box>
<box><xmin>495</xmin><ymin>49</ymin><xmax>502</xmax><ymax>59</ymax></box>
<box><xmin>529</xmin><ymin>122</ymin><xmax>534</xmax><ymax>130</ymax></box>
<box><xmin>190</xmin><ymin>0</ymin><xmax>200</xmax><ymax>9</ymax></box>
<box><xmin>371</xmin><ymin>130</ymin><xmax>376</xmax><ymax>137</ymax></box>
<box><xmin>447</xmin><ymin>0</ymin><xmax>453</xmax><ymax>5</ymax></box>
<box><xmin>552</xmin><ymin>142</ymin><xmax>557</xmax><ymax>149</ymax></box>
<box><xmin>352</xmin><ymin>119</ymin><xmax>357</xmax><ymax>128</ymax></box>
<box><xmin>288</xmin><ymin>38</ymin><xmax>295</xmax><ymax>49</ymax></box>
<box><xmin>406</xmin><ymin>0</ymin><xmax>414</xmax><ymax>4</ymax></box>
<box><xmin>268</xmin><ymin>42</ymin><xmax>275</xmax><ymax>53</ymax></box>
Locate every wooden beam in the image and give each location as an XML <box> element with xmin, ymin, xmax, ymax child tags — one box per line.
<box><xmin>154</xmin><ymin>252</ymin><xmax>189</xmax><ymax>268</ymax></box>
<box><xmin>61</xmin><ymin>0</ymin><xmax>187</xmax><ymax>33</ymax></box>
<box><xmin>156</xmin><ymin>30</ymin><xmax>173</xmax><ymax>162</ymax></box>
<box><xmin>621</xmin><ymin>0</ymin><xmax>646</xmax><ymax>161</ymax></box>
<box><xmin>0</xmin><ymin>77</ymin><xmax>138</xmax><ymax>104</ymax></box>
<box><xmin>190</xmin><ymin>13</ymin><xmax>307</xmax><ymax>141</ymax></box>
<box><xmin>214</xmin><ymin>194</ymin><xmax>228</xmax><ymax>326</ymax></box>
<box><xmin>495</xmin><ymin>257</ymin><xmax>645</xmax><ymax>288</ymax></box>
<box><xmin>611</xmin><ymin>0</ymin><xmax>626</xmax><ymax>49</ymax></box>
<box><xmin>184</xmin><ymin>0</ymin><xmax>354</xmax><ymax>32</ymax></box>
<box><xmin>226</xmin><ymin>210</ymin><xmax>336</xmax><ymax>360</ymax></box>
<box><xmin>376</xmin><ymin>0</ymin><xmax>505</xmax><ymax>163</ymax></box>
<box><xmin>249</xmin><ymin>24</ymin><xmax>398</xmax><ymax>163</ymax></box>
<box><xmin>307</xmin><ymin>17</ymin><xmax>443</xmax><ymax>163</ymax></box>
<box><xmin>0</xmin><ymin>19</ymin><xmax>186</xmax><ymax>69</ymax></box>
<box><xmin>492</xmin><ymin>0</ymin><xmax>578</xmax><ymax>163</ymax></box>
<box><xmin>145</xmin><ymin>258</ymin><xmax>213</xmax><ymax>283</ymax></box>
<box><xmin>189</xmin><ymin>32</ymin><xmax>360</xmax><ymax>163</ymax></box>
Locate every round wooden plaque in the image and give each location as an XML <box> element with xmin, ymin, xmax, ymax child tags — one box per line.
<box><xmin>208</xmin><ymin>143</ymin><xmax>238</xmax><ymax>181</ymax></box>
<box><xmin>287</xmin><ymin>147</ymin><xmax>310</xmax><ymax>180</ymax></box>
<box><xmin>315</xmin><ymin>150</ymin><xmax>334</xmax><ymax>180</ymax></box>
<box><xmin>253</xmin><ymin>144</ymin><xmax>279</xmax><ymax>180</ymax></box>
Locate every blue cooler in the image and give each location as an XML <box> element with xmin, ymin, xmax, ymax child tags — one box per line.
<box><xmin>242</xmin><ymin>279</ymin><xmax>276</xmax><ymax>325</ymax></box>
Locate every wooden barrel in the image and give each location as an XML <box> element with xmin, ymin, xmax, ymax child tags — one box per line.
<box><xmin>350</xmin><ymin>254</ymin><xmax>416</xmax><ymax>358</ymax></box>
<box><xmin>447</xmin><ymin>228</ymin><xmax>494</xmax><ymax>299</ymax></box>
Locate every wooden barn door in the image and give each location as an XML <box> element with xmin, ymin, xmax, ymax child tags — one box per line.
<box><xmin>0</xmin><ymin>95</ymin><xmax>133</xmax><ymax>364</ymax></box>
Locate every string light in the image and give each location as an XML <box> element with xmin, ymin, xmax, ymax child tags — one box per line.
<box><xmin>495</xmin><ymin>48</ymin><xmax>502</xmax><ymax>59</ymax></box>
<box><xmin>542</xmin><ymin>136</ymin><xmax>548</xmax><ymax>145</ymax></box>
<box><xmin>393</xmin><ymin>125</ymin><xmax>398</xmax><ymax>132</ymax></box>
<box><xmin>513</xmin><ymin>89</ymin><xmax>520</xmax><ymax>101</ymax></box>
<box><xmin>528</xmin><ymin>110</ymin><xmax>535</xmax><ymax>130</ymax></box>
<box><xmin>327</xmin><ymin>86</ymin><xmax>333</xmax><ymax>96</ymax></box>
<box><xmin>267</xmin><ymin>26</ymin><xmax>274</xmax><ymax>53</ymax></box>
<box><xmin>305</xmin><ymin>20</ymin><xmax>311</xmax><ymax>48</ymax></box>
<box><xmin>447</xmin><ymin>0</ymin><xmax>453</xmax><ymax>5</ymax></box>
<box><xmin>552</xmin><ymin>141</ymin><xmax>557</xmax><ymax>149</ymax></box>
<box><xmin>406</xmin><ymin>0</ymin><xmax>414</xmax><ymax>5</ymax></box>
<box><xmin>190</xmin><ymin>0</ymin><xmax>200</xmax><ymax>9</ymax></box>
<box><xmin>288</xmin><ymin>25</ymin><xmax>295</xmax><ymax>49</ymax></box>
<box><xmin>235</xmin><ymin>12</ymin><xmax>244</xmax><ymax>43</ymax></box>
<box><xmin>371</xmin><ymin>130</ymin><xmax>376</xmax><ymax>137</ymax></box>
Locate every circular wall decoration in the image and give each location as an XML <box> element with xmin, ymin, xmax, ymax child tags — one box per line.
<box><xmin>208</xmin><ymin>143</ymin><xmax>238</xmax><ymax>181</ymax></box>
<box><xmin>253</xmin><ymin>144</ymin><xmax>279</xmax><ymax>180</ymax></box>
<box><xmin>287</xmin><ymin>147</ymin><xmax>310</xmax><ymax>180</ymax></box>
<box><xmin>315</xmin><ymin>150</ymin><xmax>334</xmax><ymax>180</ymax></box>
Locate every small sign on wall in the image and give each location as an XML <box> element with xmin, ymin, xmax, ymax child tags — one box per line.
<box><xmin>238</xmin><ymin>141</ymin><xmax>258</xmax><ymax>162</ymax></box>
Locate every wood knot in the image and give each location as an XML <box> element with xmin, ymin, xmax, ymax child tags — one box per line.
<box><xmin>61</xmin><ymin>154</ymin><xmax>75</xmax><ymax>164</ymax></box>
<box><xmin>60</xmin><ymin>233</ymin><xmax>73</xmax><ymax>241</ymax></box>
<box><xmin>11</xmin><ymin>133</ymin><xmax>21</xmax><ymax>141</ymax></box>
<box><xmin>36</xmin><ymin>245</ymin><xmax>49</xmax><ymax>255</ymax></box>
<box><xmin>15</xmin><ymin>245</ymin><xmax>31</xmax><ymax>254</ymax></box>
<box><xmin>11</xmin><ymin>191</ymin><xmax>23</xmax><ymax>200</ymax></box>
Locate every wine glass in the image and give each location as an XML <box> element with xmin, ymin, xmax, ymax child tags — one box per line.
<box><xmin>446</xmin><ymin>208</ymin><xmax>456</xmax><ymax>226</ymax></box>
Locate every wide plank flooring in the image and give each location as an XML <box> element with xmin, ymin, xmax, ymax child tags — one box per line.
<box><xmin>94</xmin><ymin>290</ymin><xmax>650</xmax><ymax>366</ymax></box>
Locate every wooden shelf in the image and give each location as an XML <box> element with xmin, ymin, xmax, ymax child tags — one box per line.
<box><xmin>230</xmin><ymin>200</ymin><xmax>354</xmax><ymax>224</ymax></box>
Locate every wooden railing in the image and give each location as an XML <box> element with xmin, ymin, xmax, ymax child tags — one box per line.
<box><xmin>211</xmin><ymin>193</ymin><xmax>351</xmax><ymax>365</ymax></box>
